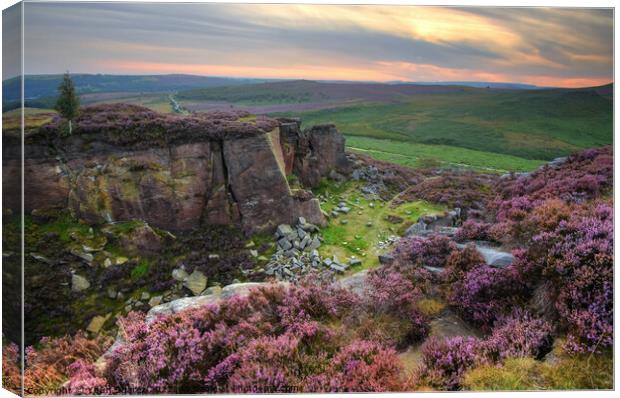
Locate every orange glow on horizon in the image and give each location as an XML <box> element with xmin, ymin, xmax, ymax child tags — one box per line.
<box><xmin>106</xmin><ymin>60</ymin><xmax>611</xmax><ymax>89</ymax></box>
<box><xmin>106</xmin><ymin>61</ymin><xmax>405</xmax><ymax>83</ymax></box>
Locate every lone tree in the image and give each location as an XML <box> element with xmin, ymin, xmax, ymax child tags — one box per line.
<box><xmin>55</xmin><ymin>72</ymin><xmax>79</xmax><ymax>135</ymax></box>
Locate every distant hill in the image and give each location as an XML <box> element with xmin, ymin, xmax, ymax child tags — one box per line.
<box><xmin>2</xmin><ymin>74</ymin><xmax>277</xmax><ymax>102</ymax></box>
<box><xmin>405</xmin><ymin>81</ymin><xmax>543</xmax><ymax>90</ymax></box>
<box><xmin>177</xmin><ymin>79</ymin><xmax>482</xmax><ymax>104</ymax></box>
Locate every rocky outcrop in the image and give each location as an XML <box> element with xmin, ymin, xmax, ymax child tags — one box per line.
<box><xmin>277</xmin><ymin>118</ymin><xmax>350</xmax><ymax>187</ymax></box>
<box><xmin>3</xmin><ymin>105</ymin><xmax>349</xmax><ymax>234</ymax></box>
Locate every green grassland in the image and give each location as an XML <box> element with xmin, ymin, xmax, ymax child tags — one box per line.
<box><xmin>177</xmin><ymin>81</ymin><xmax>612</xmax><ymax>171</ymax></box>
<box><xmin>347</xmin><ymin>136</ymin><xmax>545</xmax><ymax>173</ymax></box>
<box><xmin>280</xmin><ymin>89</ymin><xmax>612</xmax><ymax>162</ymax></box>
<box><xmin>313</xmin><ymin>179</ymin><xmax>446</xmax><ymax>273</ymax></box>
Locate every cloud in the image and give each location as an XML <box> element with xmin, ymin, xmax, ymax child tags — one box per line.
<box><xmin>19</xmin><ymin>2</ymin><xmax>613</xmax><ymax>87</ymax></box>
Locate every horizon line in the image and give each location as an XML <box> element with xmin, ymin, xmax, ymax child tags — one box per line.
<box><xmin>4</xmin><ymin>72</ymin><xmax>615</xmax><ymax>90</ymax></box>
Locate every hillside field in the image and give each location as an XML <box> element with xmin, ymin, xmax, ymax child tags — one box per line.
<box><xmin>176</xmin><ymin>81</ymin><xmax>612</xmax><ymax>171</ymax></box>
<box><xmin>5</xmin><ymin>77</ymin><xmax>612</xmax><ymax>172</ymax></box>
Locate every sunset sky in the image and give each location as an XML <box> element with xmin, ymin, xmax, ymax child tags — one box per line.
<box><xmin>10</xmin><ymin>2</ymin><xmax>614</xmax><ymax>87</ymax></box>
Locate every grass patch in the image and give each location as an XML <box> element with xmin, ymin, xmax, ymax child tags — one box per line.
<box><xmin>463</xmin><ymin>352</ymin><xmax>613</xmax><ymax>391</ymax></box>
<box><xmin>416</xmin><ymin>299</ymin><xmax>447</xmax><ymax>317</ymax></box>
<box><xmin>314</xmin><ymin>179</ymin><xmax>445</xmax><ymax>273</ymax></box>
<box><xmin>347</xmin><ymin>136</ymin><xmax>545</xmax><ymax>173</ymax></box>
<box><xmin>130</xmin><ymin>259</ymin><xmax>150</xmax><ymax>279</ymax></box>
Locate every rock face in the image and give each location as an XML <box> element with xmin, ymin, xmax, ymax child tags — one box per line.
<box><xmin>277</xmin><ymin>119</ymin><xmax>350</xmax><ymax>187</ymax></box>
<box><xmin>4</xmin><ymin>105</ymin><xmax>349</xmax><ymax>234</ymax></box>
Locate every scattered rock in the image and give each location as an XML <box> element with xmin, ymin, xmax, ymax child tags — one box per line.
<box><xmin>30</xmin><ymin>253</ymin><xmax>52</xmax><ymax>264</ymax></box>
<box><xmin>276</xmin><ymin>224</ymin><xmax>294</xmax><ymax>238</ymax></box>
<box><xmin>115</xmin><ymin>256</ymin><xmax>128</xmax><ymax>265</ymax></box>
<box><xmin>71</xmin><ymin>274</ymin><xmax>90</xmax><ymax>292</ymax></box>
<box><xmin>71</xmin><ymin>250</ymin><xmax>94</xmax><ymax>264</ymax></box>
<box><xmin>183</xmin><ymin>270</ymin><xmax>208</xmax><ymax>295</ymax></box>
<box><xmin>378</xmin><ymin>254</ymin><xmax>395</xmax><ymax>265</ymax></box>
<box><xmin>405</xmin><ymin>222</ymin><xmax>428</xmax><ymax>236</ymax></box>
<box><xmin>86</xmin><ymin>313</ymin><xmax>111</xmax><ymax>334</ymax></box>
<box><xmin>148</xmin><ymin>296</ymin><xmax>163</xmax><ymax>307</ymax></box>
<box><xmin>107</xmin><ymin>287</ymin><xmax>117</xmax><ymax>299</ymax></box>
<box><xmin>118</xmin><ymin>223</ymin><xmax>163</xmax><ymax>255</ymax></box>
<box><xmin>278</xmin><ymin>237</ymin><xmax>293</xmax><ymax>251</ymax></box>
<box><xmin>349</xmin><ymin>258</ymin><xmax>362</xmax><ymax>266</ymax></box>
<box><xmin>172</xmin><ymin>268</ymin><xmax>189</xmax><ymax>282</ymax></box>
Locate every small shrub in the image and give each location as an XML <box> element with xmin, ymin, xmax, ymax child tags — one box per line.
<box><xmin>455</xmin><ymin>220</ymin><xmax>492</xmax><ymax>242</ymax></box>
<box><xmin>306</xmin><ymin>340</ymin><xmax>407</xmax><ymax>392</ymax></box>
<box><xmin>448</xmin><ymin>265</ymin><xmax>525</xmax><ymax>330</ymax></box>
<box><xmin>65</xmin><ymin>360</ymin><xmax>112</xmax><ymax>395</ymax></box>
<box><xmin>400</xmin><ymin>172</ymin><xmax>496</xmax><ymax>209</ymax></box>
<box><xmin>361</xmin><ymin>270</ymin><xmax>430</xmax><ymax>347</ymax></box>
<box><xmin>2</xmin><ymin>341</ymin><xmax>21</xmax><ymax>394</ymax></box>
<box><xmin>442</xmin><ymin>244</ymin><xmax>485</xmax><ymax>284</ymax></box>
<box><xmin>94</xmin><ymin>278</ymin><xmax>411</xmax><ymax>394</ymax></box>
<box><xmin>415</xmin><ymin>336</ymin><xmax>485</xmax><ymax>390</ymax></box>
<box><xmin>483</xmin><ymin>311</ymin><xmax>554</xmax><ymax>361</ymax></box>
<box><xmin>23</xmin><ymin>332</ymin><xmax>112</xmax><ymax>395</ymax></box>
<box><xmin>393</xmin><ymin>234</ymin><xmax>457</xmax><ymax>270</ymax></box>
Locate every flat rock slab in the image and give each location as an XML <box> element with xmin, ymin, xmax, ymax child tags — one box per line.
<box><xmin>146</xmin><ymin>294</ymin><xmax>221</xmax><ymax>323</ymax></box>
<box><xmin>430</xmin><ymin>308</ymin><xmax>482</xmax><ymax>339</ymax></box>
<box><xmin>458</xmin><ymin>243</ymin><xmax>515</xmax><ymax>268</ymax></box>
<box><xmin>338</xmin><ymin>270</ymin><xmax>369</xmax><ymax>295</ymax></box>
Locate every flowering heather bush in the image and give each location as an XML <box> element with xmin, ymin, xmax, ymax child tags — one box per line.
<box><xmin>442</xmin><ymin>244</ymin><xmax>485</xmax><ymax>285</ymax></box>
<box><xmin>394</xmin><ymin>234</ymin><xmax>457</xmax><ymax>270</ymax></box>
<box><xmin>65</xmin><ymin>360</ymin><xmax>112</xmax><ymax>395</ymax></box>
<box><xmin>360</xmin><ymin>270</ymin><xmax>430</xmax><ymax>346</ymax></box>
<box><xmin>454</xmin><ymin>220</ymin><xmax>492</xmax><ymax>242</ymax></box>
<box><xmin>448</xmin><ymin>265</ymin><xmax>525</xmax><ymax>330</ymax></box>
<box><xmin>399</xmin><ymin>172</ymin><xmax>497</xmax><ymax>209</ymax></box>
<box><xmin>105</xmin><ymin>287</ymin><xmax>287</xmax><ymax>393</ymax></box>
<box><xmin>226</xmin><ymin>329</ymin><xmax>336</xmax><ymax>393</ymax></box>
<box><xmin>415</xmin><ymin>336</ymin><xmax>485</xmax><ymax>390</ymax></box>
<box><xmin>94</xmin><ymin>278</ymin><xmax>409</xmax><ymax>394</ymax></box>
<box><xmin>2</xmin><ymin>341</ymin><xmax>21</xmax><ymax>394</ymax></box>
<box><xmin>491</xmin><ymin>147</ymin><xmax>612</xmax><ymax>220</ymax></box>
<box><xmin>23</xmin><ymin>332</ymin><xmax>112</xmax><ymax>395</ymax></box>
<box><xmin>487</xmin><ymin>198</ymin><xmax>575</xmax><ymax>245</ymax></box>
<box><xmin>483</xmin><ymin>311</ymin><xmax>554</xmax><ymax>361</ymax></box>
<box><xmin>306</xmin><ymin>340</ymin><xmax>406</xmax><ymax>392</ymax></box>
<box><xmin>513</xmin><ymin>202</ymin><xmax>613</xmax><ymax>353</ymax></box>
<box><xmin>40</xmin><ymin>103</ymin><xmax>279</xmax><ymax>147</ymax></box>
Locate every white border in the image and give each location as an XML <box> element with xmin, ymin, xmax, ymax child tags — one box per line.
<box><xmin>0</xmin><ymin>1</ymin><xmax>616</xmax><ymax>398</ymax></box>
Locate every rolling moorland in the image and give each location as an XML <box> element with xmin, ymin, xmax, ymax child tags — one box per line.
<box><xmin>3</xmin><ymin>75</ymin><xmax>613</xmax><ymax>172</ymax></box>
<box><xmin>1</xmin><ymin>75</ymin><xmax>614</xmax><ymax>394</ymax></box>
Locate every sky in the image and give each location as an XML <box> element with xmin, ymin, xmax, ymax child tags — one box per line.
<box><xmin>7</xmin><ymin>2</ymin><xmax>614</xmax><ymax>87</ymax></box>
